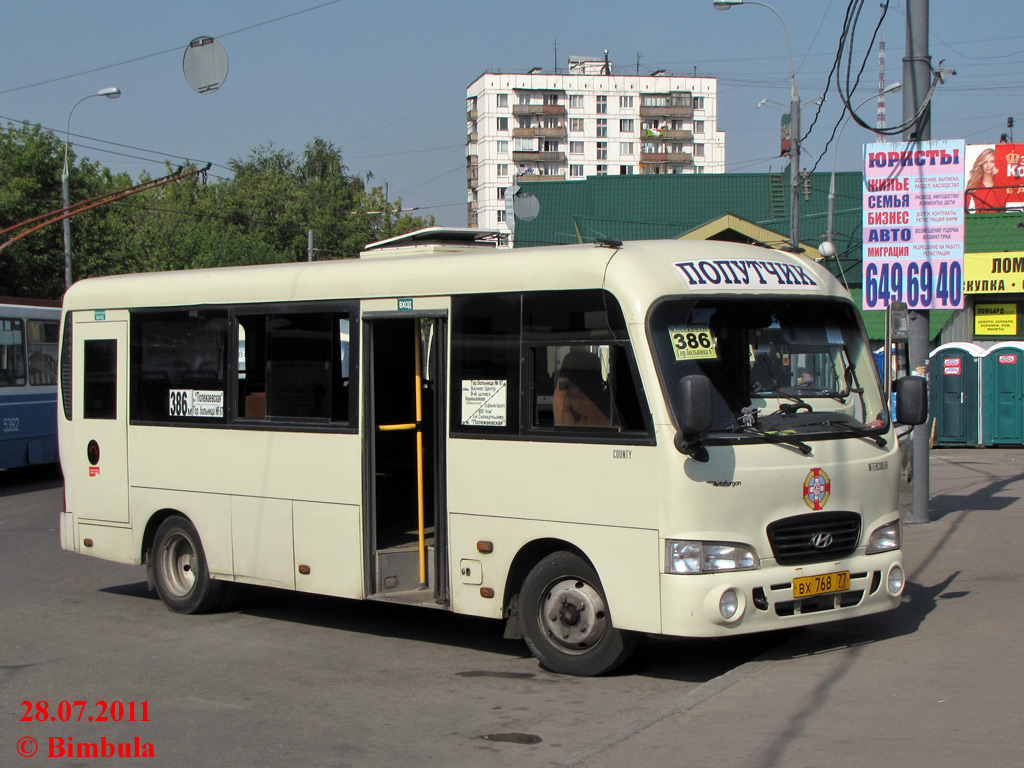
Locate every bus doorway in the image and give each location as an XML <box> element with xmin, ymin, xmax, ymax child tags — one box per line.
<box><xmin>364</xmin><ymin>314</ymin><xmax>448</xmax><ymax>606</ymax></box>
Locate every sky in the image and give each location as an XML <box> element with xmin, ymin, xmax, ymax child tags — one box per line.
<box><xmin>1</xmin><ymin>0</ymin><xmax>1021</xmax><ymax>229</ymax></box>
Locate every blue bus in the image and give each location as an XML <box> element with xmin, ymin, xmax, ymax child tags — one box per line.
<box><xmin>1</xmin><ymin>297</ymin><xmax>60</xmax><ymax>471</ymax></box>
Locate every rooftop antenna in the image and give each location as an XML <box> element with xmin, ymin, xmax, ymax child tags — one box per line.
<box><xmin>554</xmin><ymin>39</ymin><xmax>558</xmax><ymax>74</ymax></box>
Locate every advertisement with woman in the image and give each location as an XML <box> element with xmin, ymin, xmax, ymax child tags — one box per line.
<box><xmin>965</xmin><ymin>143</ymin><xmax>1024</xmax><ymax>212</ymax></box>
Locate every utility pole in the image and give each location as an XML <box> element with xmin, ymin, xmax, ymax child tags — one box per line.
<box><xmin>904</xmin><ymin>0</ymin><xmax>931</xmax><ymax>524</ymax></box>
<box><xmin>789</xmin><ymin>77</ymin><xmax>801</xmax><ymax>253</ymax></box>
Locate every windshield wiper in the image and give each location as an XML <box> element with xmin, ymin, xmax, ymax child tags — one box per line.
<box><xmin>811</xmin><ymin>418</ymin><xmax>887</xmax><ymax>449</ymax></box>
<box><xmin>778</xmin><ymin>386</ymin><xmax>846</xmax><ymax>404</ymax></box>
<box><xmin>726</xmin><ymin>424</ymin><xmax>812</xmax><ymax>455</ymax></box>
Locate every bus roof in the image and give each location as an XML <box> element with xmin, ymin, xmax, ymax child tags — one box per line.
<box><xmin>62</xmin><ymin>239</ymin><xmax>845</xmax><ymax>321</ymax></box>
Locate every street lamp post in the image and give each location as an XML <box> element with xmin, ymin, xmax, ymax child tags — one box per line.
<box><xmin>62</xmin><ymin>87</ymin><xmax>121</xmax><ymax>290</ymax></box>
<box><xmin>825</xmin><ymin>83</ymin><xmax>903</xmax><ymax>250</ymax></box>
<box><xmin>714</xmin><ymin>0</ymin><xmax>800</xmax><ymax>252</ymax></box>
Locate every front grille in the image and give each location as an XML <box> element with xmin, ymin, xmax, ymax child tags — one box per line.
<box><xmin>767</xmin><ymin>511</ymin><xmax>861</xmax><ymax>565</ymax></box>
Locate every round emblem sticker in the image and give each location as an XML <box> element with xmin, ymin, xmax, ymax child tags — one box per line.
<box><xmin>803</xmin><ymin>468</ymin><xmax>831</xmax><ymax>510</ymax></box>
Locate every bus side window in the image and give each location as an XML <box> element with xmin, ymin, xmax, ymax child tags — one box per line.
<box><xmin>450</xmin><ymin>293</ymin><xmax>520</xmax><ymax>435</ymax></box>
<box><xmin>237</xmin><ymin>311</ymin><xmax>351</xmax><ymax>424</ymax></box>
<box><xmin>524</xmin><ymin>290</ymin><xmax>648</xmax><ymax>434</ymax></box>
<box><xmin>237</xmin><ymin>316</ymin><xmax>266</xmax><ymax>419</ymax></box>
<box><xmin>27</xmin><ymin>320</ymin><xmax>59</xmax><ymax>385</ymax></box>
<box><xmin>83</xmin><ymin>340</ymin><xmax>117</xmax><ymax>420</ymax></box>
<box><xmin>1</xmin><ymin>318</ymin><xmax>26</xmax><ymax>387</ymax></box>
<box><xmin>130</xmin><ymin>310</ymin><xmax>228</xmax><ymax>424</ymax></box>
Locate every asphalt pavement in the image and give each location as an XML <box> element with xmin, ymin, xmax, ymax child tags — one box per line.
<box><xmin>554</xmin><ymin>447</ymin><xmax>1024</xmax><ymax>768</ymax></box>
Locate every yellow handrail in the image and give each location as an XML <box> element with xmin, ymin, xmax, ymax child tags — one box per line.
<box><xmin>413</xmin><ymin>324</ymin><xmax>427</xmax><ymax>588</ymax></box>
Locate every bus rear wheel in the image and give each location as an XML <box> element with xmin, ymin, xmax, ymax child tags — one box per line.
<box><xmin>151</xmin><ymin>516</ymin><xmax>227</xmax><ymax>614</ymax></box>
<box><xmin>520</xmin><ymin>551</ymin><xmax>635</xmax><ymax>676</ymax></box>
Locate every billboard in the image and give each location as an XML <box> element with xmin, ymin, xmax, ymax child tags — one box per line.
<box><xmin>965</xmin><ymin>143</ymin><xmax>1024</xmax><ymax>212</ymax></box>
<box><xmin>862</xmin><ymin>140</ymin><xmax>965</xmax><ymax>310</ymax></box>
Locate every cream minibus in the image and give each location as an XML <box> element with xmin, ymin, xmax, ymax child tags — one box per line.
<box><xmin>58</xmin><ymin>231</ymin><xmax>926</xmax><ymax>676</ymax></box>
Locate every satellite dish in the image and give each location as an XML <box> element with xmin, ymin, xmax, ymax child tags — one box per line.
<box><xmin>513</xmin><ymin>192</ymin><xmax>540</xmax><ymax>222</ymax></box>
<box><xmin>183</xmin><ymin>36</ymin><xmax>229</xmax><ymax>94</ymax></box>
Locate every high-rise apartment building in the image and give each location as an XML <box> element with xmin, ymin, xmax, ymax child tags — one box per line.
<box><xmin>466</xmin><ymin>55</ymin><xmax>725</xmax><ymax>234</ymax></box>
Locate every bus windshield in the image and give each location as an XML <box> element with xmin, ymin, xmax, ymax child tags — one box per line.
<box><xmin>650</xmin><ymin>296</ymin><xmax>888</xmax><ymax>441</ymax></box>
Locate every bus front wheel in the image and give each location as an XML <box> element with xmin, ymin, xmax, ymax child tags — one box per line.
<box><xmin>151</xmin><ymin>516</ymin><xmax>227</xmax><ymax>614</ymax></box>
<box><xmin>520</xmin><ymin>551</ymin><xmax>635</xmax><ymax>676</ymax></box>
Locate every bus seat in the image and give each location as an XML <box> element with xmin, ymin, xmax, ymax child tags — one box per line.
<box><xmin>245</xmin><ymin>391</ymin><xmax>266</xmax><ymax>419</ymax></box>
<box><xmin>553</xmin><ymin>351</ymin><xmax>611</xmax><ymax>427</ymax></box>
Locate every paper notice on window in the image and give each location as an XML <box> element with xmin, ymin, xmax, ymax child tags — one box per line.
<box><xmin>668</xmin><ymin>325</ymin><xmax>717</xmax><ymax>360</ymax></box>
<box><xmin>461</xmin><ymin>380</ymin><xmax>507</xmax><ymax>426</ymax></box>
<box><xmin>169</xmin><ymin>389</ymin><xmax>224</xmax><ymax>418</ymax></box>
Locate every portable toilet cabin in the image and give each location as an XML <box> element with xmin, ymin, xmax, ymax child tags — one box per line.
<box><xmin>981</xmin><ymin>342</ymin><xmax>1024</xmax><ymax>446</ymax></box>
<box><xmin>929</xmin><ymin>342</ymin><xmax>985</xmax><ymax>447</ymax></box>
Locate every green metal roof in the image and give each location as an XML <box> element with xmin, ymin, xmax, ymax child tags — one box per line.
<box><xmin>964</xmin><ymin>210</ymin><xmax>1024</xmax><ymax>252</ymax></box>
<box><xmin>514</xmin><ymin>168</ymin><xmax>865</xmax><ymax>283</ymax></box>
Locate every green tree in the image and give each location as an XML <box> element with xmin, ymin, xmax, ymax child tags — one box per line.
<box><xmin>0</xmin><ymin>121</ymin><xmax>130</xmax><ymax>298</ymax></box>
<box><xmin>1</xmin><ymin>129</ymin><xmax>438</xmax><ymax>295</ymax></box>
<box><xmin>359</xmin><ymin>182</ymin><xmax>435</xmax><ymax>246</ymax></box>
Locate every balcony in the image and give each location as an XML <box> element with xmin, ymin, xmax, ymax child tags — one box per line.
<box><xmin>467</xmin><ymin>108</ymin><xmax>478</xmax><ymax>121</ymax></box>
<box><xmin>640</xmin><ymin>105</ymin><xmax>693</xmax><ymax>119</ymax></box>
<box><xmin>513</xmin><ymin>126</ymin><xmax>566</xmax><ymax>139</ymax></box>
<box><xmin>660</xmin><ymin>129</ymin><xmax>693</xmax><ymax>141</ymax></box>
<box><xmin>513</xmin><ymin>103</ymin><xmax>567</xmax><ymax>116</ymax></box>
<box><xmin>512</xmin><ymin>151</ymin><xmax>566</xmax><ymax>163</ymax></box>
<box><xmin>640</xmin><ymin>152</ymin><xmax>669</xmax><ymax>163</ymax></box>
<box><xmin>466</xmin><ymin>132</ymin><xmax>478</xmax><ymax>145</ymax></box>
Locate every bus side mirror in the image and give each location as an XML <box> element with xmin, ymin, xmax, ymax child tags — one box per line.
<box><xmin>674</xmin><ymin>374</ymin><xmax>714</xmax><ymax>461</ymax></box>
<box><xmin>895</xmin><ymin>375</ymin><xmax>927</xmax><ymax>425</ymax></box>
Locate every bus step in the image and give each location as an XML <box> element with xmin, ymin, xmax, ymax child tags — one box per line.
<box><xmin>376</xmin><ymin>545</ymin><xmax>434</xmax><ymax>593</ymax></box>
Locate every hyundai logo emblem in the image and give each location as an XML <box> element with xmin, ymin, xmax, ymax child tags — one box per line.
<box><xmin>810</xmin><ymin>532</ymin><xmax>834</xmax><ymax>549</ymax></box>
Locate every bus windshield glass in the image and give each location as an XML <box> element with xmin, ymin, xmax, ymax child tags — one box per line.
<box><xmin>650</xmin><ymin>297</ymin><xmax>888</xmax><ymax>441</ymax></box>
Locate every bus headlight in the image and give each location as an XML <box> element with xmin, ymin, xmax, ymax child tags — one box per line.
<box><xmin>665</xmin><ymin>540</ymin><xmax>759</xmax><ymax>574</ymax></box>
<box><xmin>887</xmin><ymin>564</ymin><xmax>905</xmax><ymax>595</ymax></box>
<box><xmin>866</xmin><ymin>521</ymin><xmax>901</xmax><ymax>554</ymax></box>
<box><xmin>703</xmin><ymin>584</ymin><xmax>746</xmax><ymax>624</ymax></box>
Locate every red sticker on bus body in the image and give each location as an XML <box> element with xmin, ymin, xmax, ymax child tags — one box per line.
<box><xmin>88</xmin><ymin>467</ymin><xmax>101</xmax><ymax>477</ymax></box>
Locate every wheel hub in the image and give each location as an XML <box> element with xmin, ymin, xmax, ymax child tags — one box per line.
<box><xmin>542</xmin><ymin>578</ymin><xmax>609</xmax><ymax>651</ymax></box>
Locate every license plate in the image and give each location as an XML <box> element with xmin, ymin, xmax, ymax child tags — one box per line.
<box><xmin>792</xmin><ymin>570</ymin><xmax>850</xmax><ymax>597</ymax></box>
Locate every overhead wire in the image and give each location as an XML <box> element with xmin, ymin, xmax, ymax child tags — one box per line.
<box><xmin>0</xmin><ymin>0</ymin><xmax>347</xmax><ymax>97</ymax></box>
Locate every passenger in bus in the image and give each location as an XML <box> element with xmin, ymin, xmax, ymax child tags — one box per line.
<box><xmin>750</xmin><ymin>353</ymin><xmax>777</xmax><ymax>393</ymax></box>
<box><xmin>553</xmin><ymin>351</ymin><xmax>611</xmax><ymax>427</ymax></box>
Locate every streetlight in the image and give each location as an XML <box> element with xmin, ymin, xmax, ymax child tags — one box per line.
<box><xmin>62</xmin><ymin>87</ymin><xmax>121</xmax><ymax>290</ymax></box>
<box><xmin>714</xmin><ymin>0</ymin><xmax>801</xmax><ymax>252</ymax></box>
<box><xmin>822</xmin><ymin>83</ymin><xmax>902</xmax><ymax>257</ymax></box>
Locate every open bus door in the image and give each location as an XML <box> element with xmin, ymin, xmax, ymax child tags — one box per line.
<box><xmin>363</xmin><ymin>307</ymin><xmax>448</xmax><ymax>607</ymax></box>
